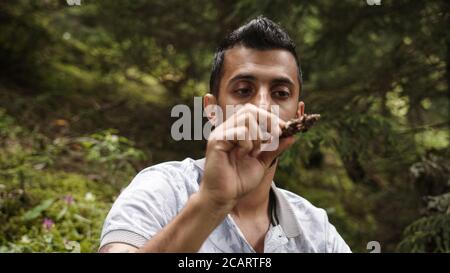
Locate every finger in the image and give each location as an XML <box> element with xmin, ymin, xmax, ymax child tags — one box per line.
<box><xmin>231</xmin><ymin>126</ymin><xmax>254</xmax><ymax>158</ymax></box>
<box><xmin>246</xmin><ymin>114</ymin><xmax>264</xmax><ymax>157</ymax></box>
<box><xmin>238</xmin><ymin>111</ymin><xmax>270</xmax><ymax>157</ymax></box>
<box><xmin>236</xmin><ymin>104</ymin><xmax>286</xmax><ymax>134</ymax></box>
<box><xmin>257</xmin><ymin>135</ymin><xmax>296</xmax><ymax>168</ymax></box>
<box><xmin>224</xmin><ymin>110</ymin><xmax>268</xmax><ymax>157</ymax></box>
<box><xmin>297</xmin><ymin>101</ymin><xmax>305</xmax><ymax>118</ymax></box>
<box><xmin>210</xmin><ymin>126</ymin><xmax>254</xmax><ymax>157</ymax></box>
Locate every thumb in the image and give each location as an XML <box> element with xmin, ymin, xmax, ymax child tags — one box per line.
<box><xmin>257</xmin><ymin>136</ymin><xmax>296</xmax><ymax>168</ymax></box>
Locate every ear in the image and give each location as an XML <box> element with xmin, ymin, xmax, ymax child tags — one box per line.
<box><xmin>204</xmin><ymin>93</ymin><xmax>218</xmax><ymax>125</ymax></box>
<box><xmin>296</xmin><ymin>101</ymin><xmax>305</xmax><ymax>118</ymax></box>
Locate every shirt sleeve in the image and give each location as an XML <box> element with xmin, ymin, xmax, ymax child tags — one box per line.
<box><xmin>99</xmin><ymin>167</ymin><xmax>182</xmax><ymax>249</ymax></box>
<box><xmin>325</xmin><ymin>220</ymin><xmax>352</xmax><ymax>253</ymax></box>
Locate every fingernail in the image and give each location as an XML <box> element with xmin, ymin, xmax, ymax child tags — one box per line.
<box><xmin>263</xmin><ymin>132</ymin><xmax>272</xmax><ymax>141</ymax></box>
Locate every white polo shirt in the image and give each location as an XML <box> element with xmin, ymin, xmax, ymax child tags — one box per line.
<box><xmin>100</xmin><ymin>157</ymin><xmax>351</xmax><ymax>253</ymax></box>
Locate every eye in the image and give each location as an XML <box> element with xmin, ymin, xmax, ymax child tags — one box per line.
<box><xmin>272</xmin><ymin>90</ymin><xmax>291</xmax><ymax>99</ymax></box>
<box><xmin>234</xmin><ymin>88</ymin><xmax>253</xmax><ymax>97</ymax></box>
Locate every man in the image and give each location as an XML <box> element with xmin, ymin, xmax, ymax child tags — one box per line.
<box><xmin>99</xmin><ymin>16</ymin><xmax>351</xmax><ymax>253</ymax></box>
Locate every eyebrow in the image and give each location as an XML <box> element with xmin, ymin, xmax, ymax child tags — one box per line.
<box><xmin>271</xmin><ymin>77</ymin><xmax>295</xmax><ymax>87</ymax></box>
<box><xmin>228</xmin><ymin>73</ymin><xmax>295</xmax><ymax>87</ymax></box>
<box><xmin>228</xmin><ymin>74</ymin><xmax>256</xmax><ymax>84</ymax></box>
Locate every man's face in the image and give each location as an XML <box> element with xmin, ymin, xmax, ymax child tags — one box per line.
<box><xmin>211</xmin><ymin>45</ymin><xmax>303</xmax><ymax>122</ymax></box>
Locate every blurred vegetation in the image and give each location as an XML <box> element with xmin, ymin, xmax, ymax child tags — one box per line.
<box><xmin>0</xmin><ymin>0</ymin><xmax>449</xmax><ymax>252</ymax></box>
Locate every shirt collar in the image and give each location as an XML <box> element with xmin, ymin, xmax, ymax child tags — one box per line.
<box><xmin>193</xmin><ymin>157</ymin><xmax>302</xmax><ymax>238</ymax></box>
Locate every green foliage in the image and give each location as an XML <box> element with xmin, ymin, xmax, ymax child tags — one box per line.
<box><xmin>22</xmin><ymin>198</ymin><xmax>55</xmax><ymax>221</ymax></box>
<box><xmin>78</xmin><ymin>129</ymin><xmax>145</xmax><ymax>166</ymax></box>
<box><xmin>0</xmin><ymin>174</ymin><xmax>114</xmax><ymax>253</ymax></box>
<box><xmin>0</xmin><ymin>0</ymin><xmax>449</xmax><ymax>252</ymax></box>
<box><xmin>0</xmin><ymin>109</ymin><xmax>139</xmax><ymax>252</ymax></box>
<box><xmin>0</xmin><ymin>171</ymin><xmax>115</xmax><ymax>253</ymax></box>
<box><xmin>398</xmin><ymin>214</ymin><xmax>450</xmax><ymax>253</ymax></box>
<box><xmin>71</xmin><ymin>129</ymin><xmax>146</xmax><ymax>187</ymax></box>
<box><xmin>397</xmin><ymin>150</ymin><xmax>450</xmax><ymax>253</ymax></box>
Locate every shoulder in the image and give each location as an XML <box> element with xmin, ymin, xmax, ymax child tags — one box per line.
<box><xmin>100</xmin><ymin>158</ymin><xmax>202</xmax><ymax>247</ymax></box>
<box><xmin>276</xmin><ymin>187</ymin><xmax>351</xmax><ymax>253</ymax></box>
<box><xmin>277</xmin><ymin>188</ymin><xmax>328</xmax><ymax>221</ymax></box>
<box><xmin>125</xmin><ymin>157</ymin><xmax>201</xmax><ymax>197</ymax></box>
<box><xmin>134</xmin><ymin>157</ymin><xmax>200</xmax><ymax>184</ymax></box>
<box><xmin>109</xmin><ymin>157</ymin><xmax>202</xmax><ymax>220</ymax></box>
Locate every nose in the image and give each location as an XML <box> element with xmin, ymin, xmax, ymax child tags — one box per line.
<box><xmin>252</xmin><ymin>88</ymin><xmax>271</xmax><ymax>111</ymax></box>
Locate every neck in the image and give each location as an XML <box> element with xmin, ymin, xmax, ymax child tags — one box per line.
<box><xmin>232</xmin><ymin>160</ymin><xmax>277</xmax><ymax>218</ymax></box>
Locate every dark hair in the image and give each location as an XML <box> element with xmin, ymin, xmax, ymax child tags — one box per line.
<box><xmin>209</xmin><ymin>16</ymin><xmax>302</xmax><ymax>97</ymax></box>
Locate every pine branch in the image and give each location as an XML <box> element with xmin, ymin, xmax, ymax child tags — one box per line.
<box><xmin>281</xmin><ymin>113</ymin><xmax>321</xmax><ymax>138</ymax></box>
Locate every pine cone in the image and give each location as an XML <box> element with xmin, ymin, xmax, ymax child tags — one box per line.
<box><xmin>281</xmin><ymin>114</ymin><xmax>321</xmax><ymax>137</ymax></box>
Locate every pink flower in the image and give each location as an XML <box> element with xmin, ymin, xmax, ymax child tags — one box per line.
<box><xmin>42</xmin><ymin>218</ymin><xmax>54</xmax><ymax>230</ymax></box>
<box><xmin>64</xmin><ymin>194</ymin><xmax>74</xmax><ymax>205</ymax></box>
